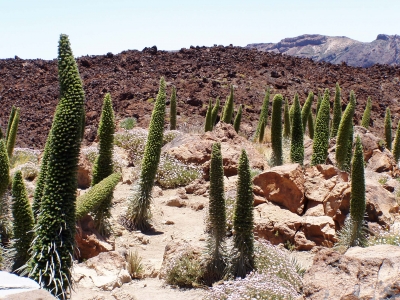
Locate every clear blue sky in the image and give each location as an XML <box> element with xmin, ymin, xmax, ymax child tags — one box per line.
<box><xmin>1</xmin><ymin>0</ymin><xmax>399</xmax><ymax>59</ymax></box>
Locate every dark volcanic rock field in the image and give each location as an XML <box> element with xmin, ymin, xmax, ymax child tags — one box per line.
<box><xmin>1</xmin><ymin>45</ymin><xmax>400</xmax><ymax>149</ymax></box>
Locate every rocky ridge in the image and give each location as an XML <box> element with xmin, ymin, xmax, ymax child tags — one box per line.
<box><xmin>247</xmin><ymin>34</ymin><xmax>400</xmax><ymax>67</ymax></box>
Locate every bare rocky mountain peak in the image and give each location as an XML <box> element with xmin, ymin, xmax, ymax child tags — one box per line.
<box><xmin>247</xmin><ymin>34</ymin><xmax>400</xmax><ymax>67</ymax></box>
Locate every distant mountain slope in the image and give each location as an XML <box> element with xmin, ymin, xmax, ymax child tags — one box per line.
<box><xmin>246</xmin><ymin>34</ymin><xmax>400</xmax><ymax>67</ymax></box>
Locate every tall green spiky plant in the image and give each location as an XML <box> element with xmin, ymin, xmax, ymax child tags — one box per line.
<box><xmin>330</xmin><ymin>83</ymin><xmax>342</xmax><ymax>138</ymax></box>
<box><xmin>258</xmin><ymin>119</ymin><xmax>265</xmax><ymax>144</ymax></box>
<box><xmin>91</xmin><ymin>93</ymin><xmax>115</xmax><ymax>235</ymax></box>
<box><xmin>6</xmin><ymin>106</ymin><xmax>17</xmax><ymax>142</ymax></box>
<box><xmin>255</xmin><ymin>88</ymin><xmax>270</xmax><ymax>141</ymax></box>
<box><xmin>205</xmin><ymin>99</ymin><xmax>213</xmax><ymax>132</ymax></box>
<box><xmin>308</xmin><ymin>112</ymin><xmax>314</xmax><ymax>139</ymax></box>
<box><xmin>392</xmin><ymin>120</ymin><xmax>400</xmax><ymax>162</ymax></box>
<box><xmin>232</xmin><ymin>149</ymin><xmax>254</xmax><ymax>278</ymax></box>
<box><xmin>311</xmin><ymin>89</ymin><xmax>331</xmax><ymax>165</ymax></box>
<box><xmin>27</xmin><ymin>34</ymin><xmax>85</xmax><ymax>299</ymax></box>
<box><xmin>289</xmin><ymin>97</ymin><xmax>295</xmax><ymax>127</ymax></box>
<box><xmin>385</xmin><ymin>107</ymin><xmax>392</xmax><ymax>150</ymax></box>
<box><xmin>170</xmin><ymin>87</ymin><xmax>177</xmax><ymax>130</ymax></box>
<box><xmin>349</xmin><ymin>136</ymin><xmax>366</xmax><ymax>246</ymax></box>
<box><xmin>0</xmin><ymin>139</ymin><xmax>11</xmax><ymax>243</ymax></box>
<box><xmin>361</xmin><ymin>97</ymin><xmax>372</xmax><ymax>129</ymax></box>
<box><xmin>11</xmin><ymin>171</ymin><xmax>34</xmax><ymax>272</ymax></box>
<box><xmin>6</xmin><ymin>108</ymin><xmax>20</xmax><ymax>158</ymax></box>
<box><xmin>290</xmin><ymin>95</ymin><xmax>304</xmax><ymax>165</ymax></box>
<box><xmin>301</xmin><ymin>91</ymin><xmax>313</xmax><ymax>132</ymax></box>
<box><xmin>76</xmin><ymin>173</ymin><xmax>121</xmax><ymax>221</ymax></box>
<box><xmin>204</xmin><ymin>142</ymin><xmax>226</xmax><ymax>284</ymax></box>
<box><xmin>271</xmin><ymin>94</ymin><xmax>283</xmax><ymax>166</ymax></box>
<box><xmin>211</xmin><ymin>97</ymin><xmax>220</xmax><ymax>129</ymax></box>
<box><xmin>316</xmin><ymin>92</ymin><xmax>323</xmax><ymax>116</ymax></box>
<box><xmin>124</xmin><ymin>77</ymin><xmax>166</xmax><ymax>231</ymax></box>
<box><xmin>221</xmin><ymin>85</ymin><xmax>234</xmax><ymax>124</ymax></box>
<box><xmin>283</xmin><ymin>99</ymin><xmax>291</xmax><ymax>138</ymax></box>
<box><xmin>233</xmin><ymin>104</ymin><xmax>243</xmax><ymax>133</ymax></box>
<box><xmin>336</xmin><ymin>91</ymin><xmax>356</xmax><ymax>170</ymax></box>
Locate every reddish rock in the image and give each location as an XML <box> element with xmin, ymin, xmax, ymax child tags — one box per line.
<box><xmin>367</xmin><ymin>149</ymin><xmax>395</xmax><ymax>172</ymax></box>
<box><xmin>253</xmin><ymin>164</ymin><xmax>305</xmax><ymax>214</ymax></box>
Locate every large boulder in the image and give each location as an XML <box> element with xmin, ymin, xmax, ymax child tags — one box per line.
<box><xmin>303</xmin><ymin>245</ymin><xmax>400</xmax><ymax>299</ymax></box>
<box><xmin>73</xmin><ymin>251</ymin><xmax>131</xmax><ymax>291</ymax></box>
<box><xmin>354</xmin><ymin>126</ymin><xmax>381</xmax><ymax>162</ymax></box>
<box><xmin>367</xmin><ymin>149</ymin><xmax>396</xmax><ymax>173</ymax></box>
<box><xmin>163</xmin><ymin>122</ymin><xmax>267</xmax><ymax>178</ymax></box>
<box><xmin>253</xmin><ymin>164</ymin><xmax>305</xmax><ymax>214</ymax></box>
<box><xmin>254</xmin><ymin>203</ymin><xmax>336</xmax><ymax>250</ymax></box>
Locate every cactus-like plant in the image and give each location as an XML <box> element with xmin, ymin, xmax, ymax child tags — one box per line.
<box><xmin>91</xmin><ymin>93</ymin><xmax>115</xmax><ymax>235</ymax></box>
<box><xmin>289</xmin><ymin>98</ymin><xmax>295</xmax><ymax>127</ymax></box>
<box><xmin>290</xmin><ymin>95</ymin><xmax>304</xmax><ymax>165</ymax></box>
<box><xmin>392</xmin><ymin>120</ymin><xmax>400</xmax><ymax>162</ymax></box>
<box><xmin>316</xmin><ymin>92</ymin><xmax>323</xmax><ymax>116</ymax></box>
<box><xmin>0</xmin><ymin>139</ymin><xmax>11</xmax><ymax>243</ymax></box>
<box><xmin>301</xmin><ymin>91</ymin><xmax>313</xmax><ymax>132</ymax></box>
<box><xmin>204</xmin><ymin>142</ymin><xmax>226</xmax><ymax>284</ymax></box>
<box><xmin>283</xmin><ymin>99</ymin><xmax>291</xmax><ymax>138</ymax></box>
<box><xmin>385</xmin><ymin>107</ymin><xmax>392</xmax><ymax>150</ymax></box>
<box><xmin>308</xmin><ymin>112</ymin><xmax>314</xmax><ymax>139</ymax></box>
<box><xmin>336</xmin><ymin>91</ymin><xmax>356</xmax><ymax>170</ymax></box>
<box><xmin>170</xmin><ymin>87</ymin><xmax>177</xmax><ymax>130</ymax></box>
<box><xmin>271</xmin><ymin>94</ymin><xmax>283</xmax><ymax>166</ymax></box>
<box><xmin>349</xmin><ymin>136</ymin><xmax>366</xmax><ymax>246</ymax></box>
<box><xmin>205</xmin><ymin>99</ymin><xmax>213</xmax><ymax>132</ymax></box>
<box><xmin>123</xmin><ymin>77</ymin><xmax>166</xmax><ymax>231</ymax></box>
<box><xmin>221</xmin><ymin>86</ymin><xmax>234</xmax><ymax>124</ymax></box>
<box><xmin>232</xmin><ymin>149</ymin><xmax>254</xmax><ymax>278</ymax></box>
<box><xmin>233</xmin><ymin>104</ymin><xmax>243</xmax><ymax>133</ymax></box>
<box><xmin>330</xmin><ymin>83</ymin><xmax>342</xmax><ymax>138</ymax></box>
<box><xmin>76</xmin><ymin>173</ymin><xmax>121</xmax><ymax>221</ymax></box>
<box><xmin>255</xmin><ymin>88</ymin><xmax>270</xmax><ymax>141</ymax></box>
<box><xmin>6</xmin><ymin>106</ymin><xmax>17</xmax><ymax>142</ymax></box>
<box><xmin>258</xmin><ymin>119</ymin><xmax>265</xmax><ymax>144</ymax></box>
<box><xmin>27</xmin><ymin>34</ymin><xmax>85</xmax><ymax>298</ymax></box>
<box><xmin>6</xmin><ymin>108</ymin><xmax>20</xmax><ymax>158</ymax></box>
<box><xmin>0</xmin><ymin>140</ymin><xmax>9</xmax><ymax>198</ymax></box>
<box><xmin>311</xmin><ymin>89</ymin><xmax>330</xmax><ymax>165</ymax></box>
<box><xmin>211</xmin><ymin>97</ymin><xmax>220</xmax><ymax>129</ymax></box>
<box><xmin>361</xmin><ymin>97</ymin><xmax>372</xmax><ymax>129</ymax></box>
<box><xmin>11</xmin><ymin>171</ymin><xmax>34</xmax><ymax>272</ymax></box>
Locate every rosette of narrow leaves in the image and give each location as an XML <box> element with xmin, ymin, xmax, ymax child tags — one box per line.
<box><xmin>283</xmin><ymin>99</ymin><xmax>290</xmax><ymax>138</ymax></box>
<box><xmin>349</xmin><ymin>136</ymin><xmax>366</xmax><ymax>246</ymax></box>
<box><xmin>385</xmin><ymin>107</ymin><xmax>392</xmax><ymax>150</ymax></box>
<box><xmin>211</xmin><ymin>97</ymin><xmax>220</xmax><ymax>129</ymax></box>
<box><xmin>233</xmin><ymin>104</ymin><xmax>243</xmax><ymax>133</ymax></box>
<box><xmin>205</xmin><ymin>99</ymin><xmax>213</xmax><ymax>132</ymax></box>
<box><xmin>232</xmin><ymin>150</ymin><xmax>254</xmax><ymax>278</ymax></box>
<box><xmin>6</xmin><ymin>105</ymin><xmax>17</xmax><ymax>142</ymax></box>
<box><xmin>124</xmin><ymin>77</ymin><xmax>166</xmax><ymax>231</ymax></box>
<box><xmin>170</xmin><ymin>87</ymin><xmax>177</xmax><ymax>130</ymax></box>
<box><xmin>308</xmin><ymin>113</ymin><xmax>314</xmax><ymax>139</ymax></box>
<box><xmin>255</xmin><ymin>88</ymin><xmax>270</xmax><ymax>141</ymax></box>
<box><xmin>27</xmin><ymin>34</ymin><xmax>85</xmax><ymax>299</ymax></box>
<box><xmin>11</xmin><ymin>171</ymin><xmax>34</xmax><ymax>272</ymax></box>
<box><xmin>330</xmin><ymin>83</ymin><xmax>342</xmax><ymax>138</ymax></box>
<box><xmin>392</xmin><ymin>120</ymin><xmax>400</xmax><ymax>162</ymax></box>
<box><xmin>361</xmin><ymin>97</ymin><xmax>372</xmax><ymax>129</ymax></box>
<box><xmin>76</xmin><ymin>173</ymin><xmax>121</xmax><ymax>221</ymax></box>
<box><xmin>311</xmin><ymin>89</ymin><xmax>330</xmax><ymax>165</ymax></box>
<box><xmin>301</xmin><ymin>91</ymin><xmax>313</xmax><ymax>132</ymax></box>
<box><xmin>6</xmin><ymin>108</ymin><xmax>20</xmax><ymax>158</ymax></box>
<box><xmin>271</xmin><ymin>94</ymin><xmax>283</xmax><ymax>166</ymax></box>
<box><xmin>221</xmin><ymin>86</ymin><xmax>234</xmax><ymax>124</ymax></box>
<box><xmin>290</xmin><ymin>96</ymin><xmax>304</xmax><ymax>165</ymax></box>
<box><xmin>204</xmin><ymin>142</ymin><xmax>226</xmax><ymax>285</ymax></box>
<box><xmin>336</xmin><ymin>91</ymin><xmax>356</xmax><ymax>170</ymax></box>
<box><xmin>91</xmin><ymin>93</ymin><xmax>115</xmax><ymax>234</ymax></box>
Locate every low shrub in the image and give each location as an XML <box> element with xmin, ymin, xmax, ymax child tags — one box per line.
<box><xmin>126</xmin><ymin>249</ymin><xmax>144</xmax><ymax>279</ymax></box>
<box><xmin>120</xmin><ymin>117</ymin><xmax>137</xmax><ymax>130</ymax></box>
<box><xmin>9</xmin><ymin>148</ymin><xmax>40</xmax><ymax>168</ymax></box>
<box><xmin>81</xmin><ymin>146</ymin><xmax>98</xmax><ymax>164</ymax></box>
<box><xmin>114</xmin><ymin>128</ymin><xmax>148</xmax><ymax>163</ymax></box>
<box><xmin>368</xmin><ymin>227</ymin><xmax>400</xmax><ymax>247</ymax></box>
<box><xmin>163</xmin><ymin>130</ymin><xmax>181</xmax><ymax>145</ymax></box>
<box><xmin>165</xmin><ymin>250</ymin><xmax>203</xmax><ymax>288</ymax></box>
<box><xmin>11</xmin><ymin>162</ymin><xmax>39</xmax><ymax>181</ymax></box>
<box><xmin>155</xmin><ymin>154</ymin><xmax>201</xmax><ymax>188</ymax></box>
